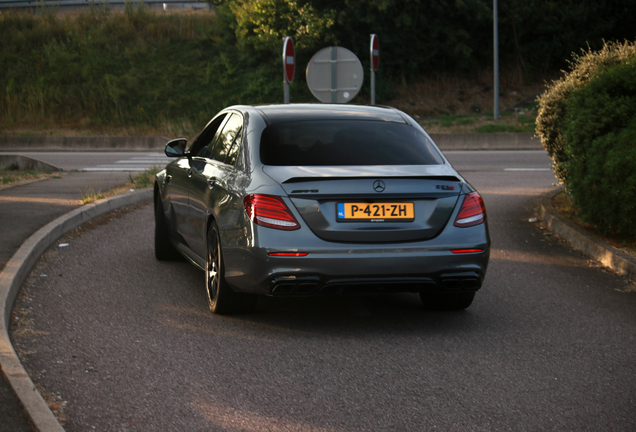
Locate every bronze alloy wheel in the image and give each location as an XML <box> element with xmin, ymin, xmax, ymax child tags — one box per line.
<box><xmin>205</xmin><ymin>221</ymin><xmax>257</xmax><ymax>315</ymax></box>
<box><xmin>206</xmin><ymin>222</ymin><xmax>222</xmax><ymax>313</ymax></box>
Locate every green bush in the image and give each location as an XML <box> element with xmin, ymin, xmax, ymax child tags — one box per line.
<box><xmin>0</xmin><ymin>9</ymin><xmax>286</xmax><ymax>135</ymax></box>
<box><xmin>561</xmin><ymin>61</ymin><xmax>636</xmax><ymax>239</ymax></box>
<box><xmin>536</xmin><ymin>40</ymin><xmax>636</xmax><ymax>184</ymax></box>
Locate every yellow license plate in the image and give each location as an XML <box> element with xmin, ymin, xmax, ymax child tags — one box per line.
<box><xmin>337</xmin><ymin>203</ymin><xmax>415</xmax><ymax>220</ymax></box>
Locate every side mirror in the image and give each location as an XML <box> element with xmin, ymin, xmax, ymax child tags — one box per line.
<box><xmin>165</xmin><ymin>138</ymin><xmax>188</xmax><ymax>157</ymax></box>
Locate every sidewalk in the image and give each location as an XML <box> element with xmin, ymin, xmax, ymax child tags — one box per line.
<box><xmin>0</xmin><ymin>172</ymin><xmax>131</xmax><ymax>431</ymax></box>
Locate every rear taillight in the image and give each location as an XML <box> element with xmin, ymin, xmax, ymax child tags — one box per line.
<box><xmin>454</xmin><ymin>192</ymin><xmax>486</xmax><ymax>228</ymax></box>
<box><xmin>243</xmin><ymin>194</ymin><xmax>300</xmax><ymax>230</ymax></box>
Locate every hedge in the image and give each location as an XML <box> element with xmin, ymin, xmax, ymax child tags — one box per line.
<box><xmin>562</xmin><ymin>61</ymin><xmax>636</xmax><ymax>239</ymax></box>
<box><xmin>536</xmin><ymin>41</ymin><xmax>636</xmax><ymax>185</ymax></box>
<box><xmin>536</xmin><ymin>41</ymin><xmax>636</xmax><ymax>239</ymax></box>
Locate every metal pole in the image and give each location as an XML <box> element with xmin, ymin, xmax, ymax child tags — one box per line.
<box><xmin>331</xmin><ymin>46</ymin><xmax>338</xmax><ymax>103</ymax></box>
<box><xmin>371</xmin><ymin>69</ymin><xmax>376</xmax><ymax>105</ymax></box>
<box><xmin>284</xmin><ymin>81</ymin><xmax>289</xmax><ymax>104</ymax></box>
<box><xmin>493</xmin><ymin>0</ymin><xmax>500</xmax><ymax>120</ymax></box>
<box><xmin>370</xmin><ymin>34</ymin><xmax>376</xmax><ymax>105</ymax></box>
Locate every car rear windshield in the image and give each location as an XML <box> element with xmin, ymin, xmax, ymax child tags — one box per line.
<box><xmin>260</xmin><ymin>120</ymin><xmax>444</xmax><ymax>166</ymax></box>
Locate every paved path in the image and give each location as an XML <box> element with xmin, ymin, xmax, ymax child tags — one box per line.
<box><xmin>1</xmin><ymin>172</ymin><xmax>130</xmax><ymax>431</ymax></box>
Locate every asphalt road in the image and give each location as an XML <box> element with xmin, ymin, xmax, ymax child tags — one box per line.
<box><xmin>10</xmin><ymin>151</ymin><xmax>636</xmax><ymax>431</ymax></box>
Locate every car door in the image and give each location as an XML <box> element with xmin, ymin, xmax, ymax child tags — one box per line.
<box><xmin>163</xmin><ymin>156</ymin><xmax>192</xmax><ymax>245</ymax></box>
<box><xmin>189</xmin><ymin>112</ymin><xmax>245</xmax><ymax>259</ymax></box>
<box><xmin>174</xmin><ymin>113</ymin><xmax>228</xmax><ymax>258</ymax></box>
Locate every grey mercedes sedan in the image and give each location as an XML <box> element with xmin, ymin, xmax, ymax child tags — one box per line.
<box><xmin>154</xmin><ymin>104</ymin><xmax>490</xmax><ymax>314</ymax></box>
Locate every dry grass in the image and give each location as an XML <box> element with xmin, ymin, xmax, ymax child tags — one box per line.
<box><xmin>387</xmin><ymin>68</ymin><xmax>551</xmax><ymax>118</ymax></box>
<box><xmin>0</xmin><ymin>168</ymin><xmax>63</xmax><ymax>189</ymax></box>
<box><xmin>80</xmin><ymin>188</ymin><xmax>105</xmax><ymax>204</ymax></box>
<box><xmin>417</xmin><ymin>110</ymin><xmax>538</xmax><ymax>134</ymax></box>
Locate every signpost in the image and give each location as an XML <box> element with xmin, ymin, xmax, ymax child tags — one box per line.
<box><xmin>306</xmin><ymin>46</ymin><xmax>363</xmax><ymax>103</ymax></box>
<box><xmin>283</xmin><ymin>36</ymin><xmax>295</xmax><ymax>104</ymax></box>
<box><xmin>370</xmin><ymin>34</ymin><xmax>379</xmax><ymax>105</ymax></box>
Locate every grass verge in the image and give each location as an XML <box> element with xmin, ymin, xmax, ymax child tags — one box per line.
<box><xmin>418</xmin><ymin>106</ymin><xmax>538</xmax><ymax>134</ymax></box>
<box><xmin>0</xmin><ymin>165</ymin><xmax>62</xmax><ymax>188</ymax></box>
<box><xmin>80</xmin><ymin>166</ymin><xmax>161</xmax><ymax>204</ymax></box>
<box><xmin>552</xmin><ymin>190</ymin><xmax>636</xmax><ymax>257</ymax></box>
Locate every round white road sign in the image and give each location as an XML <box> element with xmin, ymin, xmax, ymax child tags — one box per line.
<box><xmin>306</xmin><ymin>46</ymin><xmax>364</xmax><ymax>103</ymax></box>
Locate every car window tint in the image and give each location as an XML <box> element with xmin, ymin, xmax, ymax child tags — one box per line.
<box><xmin>260</xmin><ymin>120</ymin><xmax>444</xmax><ymax>166</ymax></box>
<box><xmin>225</xmin><ymin>128</ymin><xmax>243</xmax><ymax>166</ymax></box>
<box><xmin>190</xmin><ymin>114</ymin><xmax>227</xmax><ymax>158</ymax></box>
<box><xmin>213</xmin><ymin>113</ymin><xmax>243</xmax><ymax>163</ymax></box>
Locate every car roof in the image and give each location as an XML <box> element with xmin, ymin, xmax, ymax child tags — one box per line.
<box><xmin>248</xmin><ymin>104</ymin><xmax>408</xmax><ymax>125</ymax></box>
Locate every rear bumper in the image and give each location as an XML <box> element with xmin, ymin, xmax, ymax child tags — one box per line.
<box><xmin>267</xmin><ymin>271</ymin><xmax>485</xmax><ymax>296</ymax></box>
<box><xmin>223</xmin><ymin>246</ymin><xmax>489</xmax><ymax>296</ymax></box>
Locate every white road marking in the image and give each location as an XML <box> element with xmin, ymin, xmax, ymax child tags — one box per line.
<box><xmin>83</xmin><ymin>167</ymin><xmax>150</xmax><ymax>172</ymax></box>
<box><xmin>504</xmin><ymin>168</ymin><xmax>551</xmax><ymax>171</ymax></box>
<box><xmin>83</xmin><ymin>153</ymin><xmax>168</xmax><ymax>172</ymax></box>
<box><xmin>115</xmin><ymin>160</ymin><xmax>165</xmax><ymax>164</ymax></box>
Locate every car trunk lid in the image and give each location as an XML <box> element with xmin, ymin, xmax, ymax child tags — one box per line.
<box><xmin>263</xmin><ymin>165</ymin><xmax>463</xmax><ymax>243</ymax></box>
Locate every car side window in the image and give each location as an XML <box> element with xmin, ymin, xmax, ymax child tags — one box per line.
<box><xmin>213</xmin><ymin>113</ymin><xmax>243</xmax><ymax>164</ymax></box>
<box><xmin>225</xmin><ymin>128</ymin><xmax>243</xmax><ymax>166</ymax></box>
<box><xmin>190</xmin><ymin>114</ymin><xmax>227</xmax><ymax>158</ymax></box>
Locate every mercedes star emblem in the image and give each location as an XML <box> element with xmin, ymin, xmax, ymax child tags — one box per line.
<box><xmin>373</xmin><ymin>180</ymin><xmax>386</xmax><ymax>192</ymax></box>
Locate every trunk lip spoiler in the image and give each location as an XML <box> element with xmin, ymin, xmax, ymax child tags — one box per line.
<box><xmin>282</xmin><ymin>175</ymin><xmax>462</xmax><ymax>184</ymax></box>
<box><xmin>262</xmin><ymin>164</ymin><xmax>461</xmax><ymax>184</ymax></box>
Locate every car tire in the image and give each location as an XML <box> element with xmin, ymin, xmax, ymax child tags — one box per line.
<box><xmin>206</xmin><ymin>221</ymin><xmax>256</xmax><ymax>315</ymax></box>
<box><xmin>420</xmin><ymin>291</ymin><xmax>475</xmax><ymax>311</ymax></box>
<box><xmin>154</xmin><ymin>195</ymin><xmax>182</xmax><ymax>261</ymax></box>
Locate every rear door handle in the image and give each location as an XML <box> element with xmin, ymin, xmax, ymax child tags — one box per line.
<box><xmin>207</xmin><ymin>178</ymin><xmax>217</xmax><ymax>189</ymax></box>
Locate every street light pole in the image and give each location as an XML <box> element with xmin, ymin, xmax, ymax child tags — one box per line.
<box><xmin>494</xmin><ymin>0</ymin><xmax>500</xmax><ymax>120</ymax></box>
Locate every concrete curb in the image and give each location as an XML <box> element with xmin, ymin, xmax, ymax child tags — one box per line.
<box><xmin>430</xmin><ymin>132</ymin><xmax>542</xmax><ymax>151</ymax></box>
<box><xmin>0</xmin><ymin>188</ymin><xmax>153</xmax><ymax>432</ymax></box>
<box><xmin>539</xmin><ymin>191</ymin><xmax>636</xmax><ymax>281</ymax></box>
<box><xmin>0</xmin><ymin>155</ymin><xmax>63</xmax><ymax>172</ymax></box>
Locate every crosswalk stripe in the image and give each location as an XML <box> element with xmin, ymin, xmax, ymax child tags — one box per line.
<box><xmin>83</xmin><ymin>153</ymin><xmax>169</xmax><ymax>172</ymax></box>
